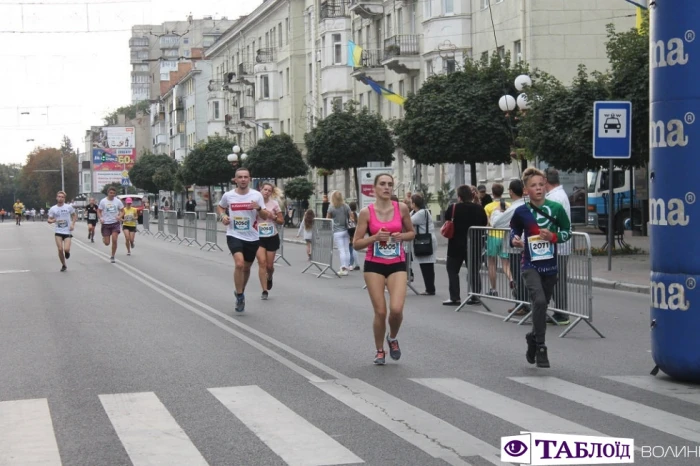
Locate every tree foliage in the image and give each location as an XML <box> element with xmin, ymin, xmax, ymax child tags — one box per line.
<box><xmin>104</xmin><ymin>101</ymin><xmax>150</xmax><ymax>125</ymax></box>
<box><xmin>129</xmin><ymin>151</ymin><xmax>179</xmax><ymax>194</ymax></box>
<box><xmin>20</xmin><ymin>146</ymin><xmax>79</xmax><ymax>203</ymax></box>
<box><xmin>244</xmin><ymin>133</ymin><xmax>308</xmax><ymax>180</ymax></box>
<box><xmin>0</xmin><ymin>163</ymin><xmax>22</xmax><ymax>209</ymax></box>
<box><xmin>305</xmin><ymin>101</ymin><xmax>394</xmax><ymax>170</ymax></box>
<box><xmin>518</xmin><ymin>22</ymin><xmax>649</xmax><ymax>171</ymax></box>
<box><xmin>282</xmin><ymin>177</ymin><xmax>315</xmax><ymax>201</ymax></box>
<box><xmin>395</xmin><ymin>53</ymin><xmax>527</xmax><ymax>177</ymax></box>
<box><xmin>180</xmin><ymin>136</ymin><xmax>237</xmax><ymax>187</ymax></box>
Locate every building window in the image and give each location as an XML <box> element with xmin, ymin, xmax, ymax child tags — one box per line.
<box><xmin>497</xmin><ymin>46</ymin><xmax>505</xmax><ymax>60</ymax></box>
<box><xmin>332</xmin><ymin>97</ymin><xmax>342</xmax><ymax>111</ymax></box>
<box><xmin>386</xmin><ymin>14</ymin><xmax>392</xmax><ymax>38</ymax></box>
<box><xmin>278</xmin><ymin>22</ymin><xmax>283</xmax><ymax>46</ymax></box>
<box><xmin>426</xmin><ymin>59</ymin><xmax>434</xmax><ymax>76</ymax></box>
<box><xmin>444</xmin><ymin>0</ymin><xmax>454</xmax><ymax>15</ymax></box>
<box><xmin>481</xmin><ymin>0</ymin><xmax>489</xmax><ymax>9</ymax></box>
<box><xmin>260</xmin><ymin>75</ymin><xmax>270</xmax><ymax>99</ymax></box>
<box><xmin>514</xmin><ymin>40</ymin><xmax>522</xmax><ymax>63</ymax></box>
<box><xmin>444</xmin><ymin>58</ymin><xmax>456</xmax><ymax>73</ymax></box>
<box><xmin>286</xmin><ymin>18</ymin><xmax>289</xmax><ymax>44</ymax></box>
<box><xmin>286</xmin><ymin>68</ymin><xmax>290</xmax><ymax>95</ymax></box>
<box><xmin>281</xmin><ymin>120</ymin><xmax>285</xmax><ymax>133</ymax></box>
<box><xmin>424</xmin><ymin>0</ymin><xmax>432</xmax><ymax>19</ymax></box>
<box><xmin>183</xmin><ymin>38</ymin><xmax>189</xmax><ymax>44</ymax></box>
<box><xmin>481</xmin><ymin>51</ymin><xmax>489</xmax><ymax>62</ymax></box>
<box><xmin>359</xmin><ymin>94</ymin><xmax>364</xmax><ymax>107</ymax></box>
<box><xmin>288</xmin><ymin>118</ymin><xmax>291</xmax><ymax>136</ymax></box>
<box><xmin>308</xmin><ymin>63</ymin><xmax>313</xmax><ymax>92</ymax></box>
<box><xmin>321</xmin><ymin>36</ymin><xmax>326</xmax><ymax>65</ymax></box>
<box><xmin>333</xmin><ymin>34</ymin><xmax>342</xmax><ymax>65</ymax></box>
<box><xmin>213</xmin><ymin>101</ymin><xmax>220</xmax><ymax>120</ymax></box>
<box><xmin>280</xmin><ymin>71</ymin><xmax>284</xmax><ymax>96</ymax></box>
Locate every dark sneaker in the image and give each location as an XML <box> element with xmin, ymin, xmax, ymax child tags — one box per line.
<box><xmin>267</xmin><ymin>276</ymin><xmax>273</xmax><ymax>291</ymax></box>
<box><xmin>526</xmin><ymin>333</ymin><xmax>536</xmax><ymax>365</ymax></box>
<box><xmin>65</xmin><ymin>251</ymin><xmax>70</xmax><ymax>260</ymax></box>
<box><xmin>465</xmin><ymin>296</ymin><xmax>481</xmax><ymax>305</ymax></box>
<box><xmin>548</xmin><ymin>313</ymin><xmax>570</xmax><ymax>325</ymax></box>
<box><xmin>91</xmin><ymin>239</ymin><xmax>94</xmax><ymax>243</ymax></box>
<box><xmin>386</xmin><ymin>335</ymin><xmax>401</xmax><ymax>360</ymax></box>
<box><xmin>373</xmin><ymin>350</ymin><xmax>386</xmax><ymax>365</ymax></box>
<box><xmin>442</xmin><ymin>299</ymin><xmax>460</xmax><ymax>306</ymax></box>
<box><xmin>536</xmin><ymin>345</ymin><xmax>550</xmax><ymax>368</ymax></box>
<box><xmin>60</xmin><ymin>265</ymin><xmax>67</xmax><ymax>272</ymax></box>
<box><xmin>110</xmin><ymin>256</ymin><xmax>115</xmax><ymax>263</ymax></box>
<box><xmin>261</xmin><ymin>291</ymin><xmax>268</xmax><ymax>300</ymax></box>
<box><xmin>235</xmin><ymin>293</ymin><xmax>246</xmax><ymax>313</ymax></box>
<box><xmin>488</xmin><ymin>289</ymin><xmax>498</xmax><ymax>297</ymax></box>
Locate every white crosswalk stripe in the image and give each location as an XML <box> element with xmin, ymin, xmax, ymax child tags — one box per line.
<box><xmin>605</xmin><ymin>375</ymin><xmax>700</xmax><ymax>406</ymax></box>
<box><xmin>511</xmin><ymin>376</ymin><xmax>700</xmax><ymax>444</ymax></box>
<box><xmin>0</xmin><ymin>398</ymin><xmax>62</xmax><ymax>465</ymax></box>
<box><xmin>209</xmin><ymin>385</ymin><xmax>363</xmax><ymax>466</ymax></box>
<box><xmin>99</xmin><ymin>392</ymin><xmax>209</xmax><ymax>466</ymax></box>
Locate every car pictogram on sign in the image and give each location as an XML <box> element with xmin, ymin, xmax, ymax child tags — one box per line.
<box><xmin>604</xmin><ymin>117</ymin><xmax>621</xmax><ymax>133</ymax></box>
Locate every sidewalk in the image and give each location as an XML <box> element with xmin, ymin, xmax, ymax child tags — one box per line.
<box><xmin>147</xmin><ymin>217</ymin><xmax>651</xmax><ymax>294</ymax></box>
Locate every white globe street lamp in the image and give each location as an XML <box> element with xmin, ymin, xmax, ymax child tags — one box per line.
<box><xmin>498</xmin><ymin>74</ymin><xmax>532</xmax><ymax>174</ymax></box>
<box><xmin>498</xmin><ymin>95</ymin><xmax>517</xmax><ymax>113</ymax></box>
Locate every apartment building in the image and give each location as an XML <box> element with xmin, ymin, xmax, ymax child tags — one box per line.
<box><xmin>129</xmin><ymin>17</ymin><xmax>236</xmax><ymax>104</ymax></box>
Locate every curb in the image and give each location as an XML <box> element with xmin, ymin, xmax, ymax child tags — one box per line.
<box><xmin>281</xmin><ymin>237</ymin><xmax>651</xmax><ymax>295</ymax></box>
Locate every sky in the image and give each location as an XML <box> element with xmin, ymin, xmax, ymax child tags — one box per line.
<box><xmin>0</xmin><ymin>0</ymin><xmax>261</xmax><ymax>165</ymax></box>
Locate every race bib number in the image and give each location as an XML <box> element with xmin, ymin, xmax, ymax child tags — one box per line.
<box><xmin>106</xmin><ymin>204</ymin><xmax>117</xmax><ymax>213</ymax></box>
<box><xmin>88</xmin><ymin>213</ymin><xmax>96</xmax><ymax>220</ymax></box>
<box><xmin>57</xmin><ymin>220</ymin><xmax>68</xmax><ymax>228</ymax></box>
<box><xmin>258</xmin><ymin>223</ymin><xmax>274</xmax><ymax>237</ymax></box>
<box><xmin>528</xmin><ymin>235</ymin><xmax>554</xmax><ymax>261</ymax></box>
<box><xmin>233</xmin><ymin>217</ymin><xmax>251</xmax><ymax>231</ymax></box>
<box><xmin>124</xmin><ymin>215</ymin><xmax>134</xmax><ymax>222</ymax></box>
<box><xmin>373</xmin><ymin>239</ymin><xmax>401</xmax><ymax>260</ymax></box>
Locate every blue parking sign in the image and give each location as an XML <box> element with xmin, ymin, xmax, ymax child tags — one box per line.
<box><xmin>592</xmin><ymin>101</ymin><xmax>632</xmax><ymax>159</ymax></box>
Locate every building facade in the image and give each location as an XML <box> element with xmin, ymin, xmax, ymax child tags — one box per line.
<box><xmin>129</xmin><ymin>17</ymin><xmax>236</xmax><ymax>104</ymax></box>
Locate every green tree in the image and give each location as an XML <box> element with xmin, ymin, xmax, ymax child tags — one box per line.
<box><xmin>244</xmin><ymin>133</ymin><xmax>308</xmax><ymax>181</ymax></box>
<box><xmin>395</xmin><ymin>53</ymin><xmax>528</xmax><ymax>185</ymax></box>
<box><xmin>0</xmin><ymin>163</ymin><xmax>22</xmax><ymax>208</ymax></box>
<box><xmin>519</xmin><ymin>22</ymin><xmax>649</xmax><ymax>171</ymax></box>
<box><xmin>305</xmin><ymin>101</ymin><xmax>394</xmax><ymax>197</ymax></box>
<box><xmin>180</xmin><ymin>135</ymin><xmax>237</xmax><ymax>211</ymax></box>
<box><xmin>129</xmin><ymin>151</ymin><xmax>179</xmax><ymax>194</ymax></box>
<box><xmin>282</xmin><ymin>177</ymin><xmax>315</xmax><ymax>202</ymax></box>
<box><xmin>21</xmin><ymin>146</ymin><xmax>79</xmax><ymax>203</ymax></box>
<box><xmin>104</xmin><ymin>101</ymin><xmax>150</xmax><ymax>125</ymax></box>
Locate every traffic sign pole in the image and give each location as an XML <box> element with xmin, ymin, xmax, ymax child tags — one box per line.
<box><xmin>607</xmin><ymin>159</ymin><xmax>614</xmax><ymax>271</ymax></box>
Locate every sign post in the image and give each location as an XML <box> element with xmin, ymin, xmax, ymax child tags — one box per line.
<box><xmin>592</xmin><ymin>101</ymin><xmax>632</xmax><ymax>271</ymax></box>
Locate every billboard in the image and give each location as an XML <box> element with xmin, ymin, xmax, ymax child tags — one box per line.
<box><xmin>91</xmin><ymin>126</ymin><xmax>137</xmax><ymax>192</ymax></box>
<box><xmin>358</xmin><ymin>167</ymin><xmax>394</xmax><ymax>210</ymax></box>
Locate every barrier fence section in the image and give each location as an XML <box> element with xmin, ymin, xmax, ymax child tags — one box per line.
<box><xmin>140</xmin><ymin>209</ymin><xmax>153</xmax><ymax>236</ymax></box>
<box><xmin>180</xmin><ymin>212</ymin><xmax>202</xmax><ymax>247</ymax></box>
<box><xmin>456</xmin><ymin>226</ymin><xmax>603</xmax><ymax>338</ymax></box>
<box><xmin>164</xmin><ymin>210</ymin><xmax>181</xmax><ymax>243</ymax></box>
<box><xmin>274</xmin><ymin>225</ymin><xmax>291</xmax><ymax>266</ymax></box>
<box><xmin>201</xmin><ymin>213</ymin><xmax>223</xmax><ymax>251</ymax></box>
<box><xmin>362</xmin><ymin>242</ymin><xmax>419</xmax><ymax>295</ymax></box>
<box><xmin>154</xmin><ymin>212</ymin><xmax>166</xmax><ymax>239</ymax></box>
<box><xmin>301</xmin><ymin>218</ymin><xmax>338</xmax><ymax>278</ymax></box>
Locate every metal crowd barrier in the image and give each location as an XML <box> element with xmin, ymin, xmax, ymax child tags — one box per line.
<box><xmin>180</xmin><ymin>212</ymin><xmax>202</xmax><ymax>247</ymax></box>
<box><xmin>361</xmin><ymin>242</ymin><xmax>419</xmax><ymax>295</ymax></box>
<box><xmin>274</xmin><ymin>225</ymin><xmax>291</xmax><ymax>266</ymax></box>
<box><xmin>154</xmin><ymin>211</ymin><xmax>166</xmax><ymax>239</ymax></box>
<box><xmin>456</xmin><ymin>226</ymin><xmax>603</xmax><ymax>338</ymax></box>
<box><xmin>164</xmin><ymin>210</ymin><xmax>181</xmax><ymax>243</ymax></box>
<box><xmin>201</xmin><ymin>213</ymin><xmax>223</xmax><ymax>251</ymax></box>
<box><xmin>301</xmin><ymin>218</ymin><xmax>338</xmax><ymax>278</ymax></box>
<box><xmin>140</xmin><ymin>209</ymin><xmax>153</xmax><ymax>236</ymax></box>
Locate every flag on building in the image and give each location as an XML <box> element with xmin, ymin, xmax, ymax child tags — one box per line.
<box><xmin>360</xmin><ymin>76</ymin><xmax>406</xmax><ymax>106</ymax></box>
<box><xmin>636</xmin><ymin>7</ymin><xmax>643</xmax><ymax>31</ymax></box>
<box><xmin>347</xmin><ymin>41</ymin><xmax>363</xmax><ymax>68</ymax></box>
<box><xmin>264</xmin><ymin>128</ymin><xmax>274</xmax><ymax>138</ymax></box>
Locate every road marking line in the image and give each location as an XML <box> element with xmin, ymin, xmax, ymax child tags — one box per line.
<box><xmin>99</xmin><ymin>392</ymin><xmax>208</xmax><ymax>466</ymax></box>
<box><xmin>411</xmin><ymin>378</ymin><xmax>603</xmax><ymax>436</ymax></box>
<box><xmin>605</xmin><ymin>376</ymin><xmax>700</xmax><ymax>406</ymax></box>
<box><xmin>314</xmin><ymin>378</ymin><xmax>500</xmax><ymax>466</ymax></box>
<box><xmin>210</xmin><ymin>385</ymin><xmax>363</xmax><ymax>466</ymax></box>
<box><xmin>511</xmin><ymin>376</ymin><xmax>700</xmax><ymax>443</ymax></box>
<box><xmin>0</xmin><ymin>398</ymin><xmax>62</xmax><ymax>465</ymax></box>
<box><xmin>0</xmin><ymin>269</ymin><xmax>30</xmax><ymax>274</ymax></box>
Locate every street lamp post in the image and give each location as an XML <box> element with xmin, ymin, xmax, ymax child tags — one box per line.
<box><xmin>227</xmin><ymin>145</ymin><xmax>248</xmax><ymax>169</ymax></box>
<box><xmin>499</xmin><ymin>74</ymin><xmax>532</xmax><ymax>175</ymax></box>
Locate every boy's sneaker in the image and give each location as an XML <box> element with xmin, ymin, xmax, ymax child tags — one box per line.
<box><xmin>60</xmin><ymin>265</ymin><xmax>67</xmax><ymax>272</ymax></box>
<box><xmin>235</xmin><ymin>293</ymin><xmax>246</xmax><ymax>313</ymax></box>
<box><xmin>110</xmin><ymin>256</ymin><xmax>115</xmax><ymax>263</ymax></box>
<box><xmin>65</xmin><ymin>251</ymin><xmax>70</xmax><ymax>260</ymax></box>
<box><xmin>373</xmin><ymin>349</ymin><xmax>386</xmax><ymax>365</ymax></box>
<box><xmin>548</xmin><ymin>313</ymin><xmax>570</xmax><ymax>325</ymax></box>
<box><xmin>386</xmin><ymin>335</ymin><xmax>401</xmax><ymax>360</ymax></box>
<box><xmin>536</xmin><ymin>345</ymin><xmax>550</xmax><ymax>368</ymax></box>
<box><xmin>267</xmin><ymin>276</ymin><xmax>273</xmax><ymax>291</ymax></box>
<box><xmin>261</xmin><ymin>291</ymin><xmax>268</xmax><ymax>300</ymax></box>
<box><xmin>525</xmin><ymin>333</ymin><xmax>537</xmax><ymax>365</ymax></box>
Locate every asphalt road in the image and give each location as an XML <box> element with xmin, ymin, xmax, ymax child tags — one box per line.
<box><xmin>1</xmin><ymin>220</ymin><xmax>697</xmax><ymax>466</ymax></box>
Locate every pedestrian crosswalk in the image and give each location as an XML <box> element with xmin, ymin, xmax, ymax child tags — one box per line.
<box><xmin>2</xmin><ymin>374</ymin><xmax>699</xmax><ymax>465</ymax></box>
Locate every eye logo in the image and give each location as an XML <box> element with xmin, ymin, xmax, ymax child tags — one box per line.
<box><xmin>504</xmin><ymin>440</ymin><xmax>528</xmax><ymax>457</ymax></box>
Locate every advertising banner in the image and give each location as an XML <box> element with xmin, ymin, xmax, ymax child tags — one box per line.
<box><xmin>91</xmin><ymin>126</ymin><xmax>137</xmax><ymax>171</ymax></box>
<box><xmin>93</xmin><ymin>171</ymin><xmax>124</xmax><ymax>191</ymax></box>
<box><xmin>358</xmin><ymin>167</ymin><xmax>394</xmax><ymax>210</ymax></box>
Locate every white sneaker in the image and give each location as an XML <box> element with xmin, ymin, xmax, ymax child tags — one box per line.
<box><xmin>338</xmin><ymin>269</ymin><xmax>349</xmax><ymax>276</ymax></box>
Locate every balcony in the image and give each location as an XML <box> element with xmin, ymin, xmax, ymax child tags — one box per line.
<box><xmin>237</xmin><ymin>63</ymin><xmax>254</xmax><ymax>85</ymax></box>
<box><xmin>154</xmin><ymin>134</ymin><xmax>168</xmax><ymax>147</ymax></box>
<box><xmin>130</xmin><ymin>51</ymin><xmax>149</xmax><ymax>64</ymax></box>
<box><xmin>348</xmin><ymin>0</ymin><xmax>383</xmax><ymax>19</ymax></box>
<box><xmin>350</xmin><ymin>49</ymin><xmax>385</xmax><ymax>83</ymax></box>
<box><xmin>320</xmin><ymin>0</ymin><xmax>349</xmax><ymax>20</ymax></box>
<box><xmin>129</xmin><ymin>37</ymin><xmax>149</xmax><ymax>49</ymax></box>
<box><xmin>382</xmin><ymin>35</ymin><xmax>421</xmax><ymax>74</ymax></box>
<box><xmin>239</xmin><ymin>106</ymin><xmax>255</xmax><ymax>120</ymax></box>
<box><xmin>159</xmin><ymin>35</ymin><xmax>179</xmax><ymax>49</ymax></box>
<box><xmin>207</xmin><ymin>88</ymin><xmax>225</xmax><ymax>101</ymax></box>
<box><xmin>255</xmin><ymin>48</ymin><xmax>275</xmax><ymax>64</ymax></box>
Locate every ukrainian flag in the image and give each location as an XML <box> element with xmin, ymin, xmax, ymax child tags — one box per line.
<box><xmin>347</xmin><ymin>40</ymin><xmax>363</xmax><ymax>68</ymax></box>
<box><xmin>363</xmin><ymin>76</ymin><xmax>406</xmax><ymax>106</ymax></box>
<box><xmin>264</xmin><ymin>128</ymin><xmax>274</xmax><ymax>138</ymax></box>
